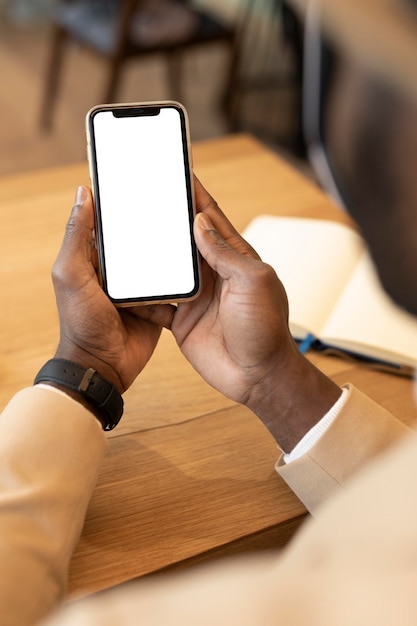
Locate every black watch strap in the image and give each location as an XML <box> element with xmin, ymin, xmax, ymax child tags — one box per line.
<box><xmin>34</xmin><ymin>358</ymin><xmax>124</xmax><ymax>431</ymax></box>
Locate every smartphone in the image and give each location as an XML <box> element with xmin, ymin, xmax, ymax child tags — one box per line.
<box><xmin>85</xmin><ymin>101</ymin><xmax>200</xmax><ymax>306</ymax></box>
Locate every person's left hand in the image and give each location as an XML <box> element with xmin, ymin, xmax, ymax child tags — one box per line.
<box><xmin>51</xmin><ymin>186</ymin><xmax>162</xmax><ymax>393</ymax></box>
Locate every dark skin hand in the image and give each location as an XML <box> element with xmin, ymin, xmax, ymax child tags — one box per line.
<box><xmin>51</xmin><ymin>181</ymin><xmax>340</xmax><ymax>450</ymax></box>
<box><xmin>51</xmin><ymin>186</ymin><xmax>162</xmax><ymax>394</ymax></box>
<box><xmin>52</xmin><ymin>182</ymin><xmax>341</xmax><ymax>450</ymax></box>
<box><xmin>135</xmin><ymin>178</ymin><xmax>342</xmax><ymax>452</ymax></box>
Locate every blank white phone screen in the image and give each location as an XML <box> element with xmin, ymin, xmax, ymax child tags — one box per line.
<box><xmin>93</xmin><ymin>107</ymin><xmax>196</xmax><ymax>301</ymax></box>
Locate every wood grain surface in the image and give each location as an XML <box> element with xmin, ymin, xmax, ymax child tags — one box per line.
<box><xmin>1</xmin><ymin>134</ymin><xmax>415</xmax><ymax>599</ymax></box>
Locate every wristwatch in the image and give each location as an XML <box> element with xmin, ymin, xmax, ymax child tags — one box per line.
<box><xmin>34</xmin><ymin>358</ymin><xmax>124</xmax><ymax>430</ymax></box>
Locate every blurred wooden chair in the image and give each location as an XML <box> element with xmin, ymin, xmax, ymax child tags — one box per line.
<box><xmin>39</xmin><ymin>0</ymin><xmax>236</xmax><ymax>130</ymax></box>
<box><xmin>226</xmin><ymin>0</ymin><xmax>305</xmax><ymax>152</ymax></box>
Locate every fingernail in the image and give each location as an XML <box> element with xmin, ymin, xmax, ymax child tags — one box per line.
<box><xmin>74</xmin><ymin>186</ymin><xmax>87</xmax><ymax>205</ymax></box>
<box><xmin>196</xmin><ymin>212</ymin><xmax>214</xmax><ymax>230</ymax></box>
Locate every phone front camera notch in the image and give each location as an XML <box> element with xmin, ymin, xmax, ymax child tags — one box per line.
<box><xmin>112</xmin><ymin>107</ymin><xmax>161</xmax><ymax>118</ymax></box>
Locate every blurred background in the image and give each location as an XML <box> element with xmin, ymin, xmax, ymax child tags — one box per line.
<box><xmin>0</xmin><ymin>0</ymin><xmax>308</xmax><ymax>176</ymax></box>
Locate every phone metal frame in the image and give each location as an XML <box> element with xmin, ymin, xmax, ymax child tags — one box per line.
<box><xmin>85</xmin><ymin>101</ymin><xmax>201</xmax><ymax>306</ymax></box>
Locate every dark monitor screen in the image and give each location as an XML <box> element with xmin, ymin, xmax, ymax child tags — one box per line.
<box><xmin>302</xmin><ymin>1</ymin><xmax>417</xmax><ymax>316</ymax></box>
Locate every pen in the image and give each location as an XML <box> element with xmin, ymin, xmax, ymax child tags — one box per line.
<box><xmin>298</xmin><ymin>333</ymin><xmax>315</xmax><ymax>354</ymax></box>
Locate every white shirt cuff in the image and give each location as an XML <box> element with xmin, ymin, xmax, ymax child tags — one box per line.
<box><xmin>283</xmin><ymin>387</ymin><xmax>349</xmax><ymax>463</ymax></box>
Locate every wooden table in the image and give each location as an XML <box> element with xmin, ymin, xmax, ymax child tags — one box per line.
<box><xmin>1</xmin><ymin>134</ymin><xmax>416</xmax><ymax>598</ymax></box>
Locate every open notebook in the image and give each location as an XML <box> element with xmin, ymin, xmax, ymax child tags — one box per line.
<box><xmin>242</xmin><ymin>215</ymin><xmax>417</xmax><ymax>375</ymax></box>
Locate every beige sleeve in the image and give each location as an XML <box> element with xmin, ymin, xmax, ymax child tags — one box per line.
<box><xmin>0</xmin><ymin>386</ymin><xmax>107</xmax><ymax>626</ymax></box>
<box><xmin>276</xmin><ymin>383</ymin><xmax>410</xmax><ymax>513</ymax></box>
<box><xmin>41</xmin><ymin>391</ymin><xmax>417</xmax><ymax>626</ymax></box>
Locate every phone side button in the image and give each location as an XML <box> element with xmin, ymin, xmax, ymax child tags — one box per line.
<box><xmin>86</xmin><ymin>145</ymin><xmax>93</xmax><ymax>184</ymax></box>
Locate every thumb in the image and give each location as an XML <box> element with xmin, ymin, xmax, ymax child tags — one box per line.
<box><xmin>65</xmin><ymin>186</ymin><xmax>95</xmax><ymax>248</ymax></box>
<box><xmin>52</xmin><ymin>186</ymin><xmax>97</xmax><ymax>286</ymax></box>
<box><xmin>194</xmin><ymin>212</ymin><xmax>250</xmax><ymax>280</ymax></box>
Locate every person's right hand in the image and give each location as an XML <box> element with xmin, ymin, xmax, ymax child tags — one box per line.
<box><xmin>135</xmin><ymin>179</ymin><xmax>341</xmax><ymax>451</ymax></box>
<box><xmin>171</xmin><ymin>180</ymin><xmax>295</xmax><ymax>406</ymax></box>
